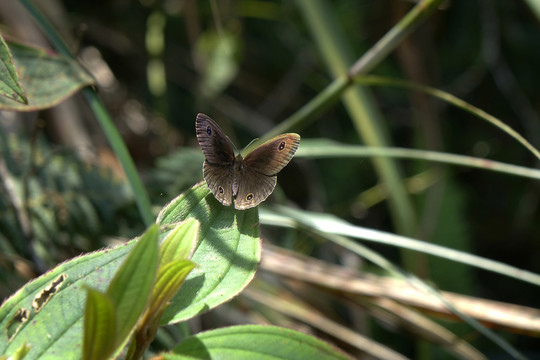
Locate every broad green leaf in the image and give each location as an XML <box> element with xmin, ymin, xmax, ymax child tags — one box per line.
<box><xmin>159</xmin><ymin>218</ymin><xmax>200</xmax><ymax>266</ymax></box>
<box><xmin>165</xmin><ymin>325</ymin><xmax>353</xmax><ymax>360</ymax></box>
<box><xmin>0</xmin><ymin>42</ymin><xmax>94</xmax><ymax>111</ymax></box>
<box><xmin>0</xmin><ymin>225</ymin><xmax>158</xmax><ymax>360</ymax></box>
<box><xmin>106</xmin><ymin>224</ymin><xmax>159</xmax><ymax>345</ymax></box>
<box><xmin>148</xmin><ymin>260</ymin><xmax>195</xmax><ymax>317</ymax></box>
<box><xmin>0</xmin><ymin>240</ymin><xmax>135</xmax><ymax>359</ymax></box>
<box><xmin>157</xmin><ymin>181</ymin><xmax>261</xmax><ymax>324</ymax></box>
<box><xmin>0</xmin><ymin>182</ymin><xmax>258</xmax><ymax>358</ymax></box>
<box><xmin>0</xmin><ymin>35</ymin><xmax>27</xmax><ymax>104</ymax></box>
<box><xmin>82</xmin><ymin>289</ymin><xmax>115</xmax><ymax>360</ymax></box>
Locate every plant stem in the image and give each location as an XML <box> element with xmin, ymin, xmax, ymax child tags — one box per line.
<box><xmin>294</xmin><ymin>0</ymin><xmax>443</xmax><ymax>272</ymax></box>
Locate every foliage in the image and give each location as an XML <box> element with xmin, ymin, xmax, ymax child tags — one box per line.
<box><xmin>0</xmin><ymin>184</ymin><xmax>350</xmax><ymax>359</ymax></box>
<box><xmin>0</xmin><ymin>130</ymin><xmax>134</xmax><ymax>280</ymax></box>
<box><xmin>1</xmin><ymin>0</ymin><xmax>540</xmax><ymax>359</ymax></box>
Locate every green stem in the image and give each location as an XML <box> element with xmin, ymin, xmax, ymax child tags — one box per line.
<box><xmin>293</xmin><ymin>0</ymin><xmax>443</xmax><ymax>273</ymax></box>
<box><xmin>250</xmin><ymin>76</ymin><xmax>350</xmax><ymax>146</ymax></box>
<box><xmin>348</xmin><ymin>0</ymin><xmax>445</xmax><ymax>77</ymax></box>
<box><xmin>355</xmin><ymin>75</ymin><xmax>540</xmax><ymax>161</ymax></box>
<box><xmin>83</xmin><ymin>90</ymin><xmax>154</xmax><ymax>226</ymax></box>
<box><xmin>297</xmin><ymin>141</ymin><xmax>540</xmax><ymax>180</ymax></box>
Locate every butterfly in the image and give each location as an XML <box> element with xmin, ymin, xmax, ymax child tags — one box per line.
<box><xmin>196</xmin><ymin>113</ymin><xmax>300</xmax><ymax>210</ymax></box>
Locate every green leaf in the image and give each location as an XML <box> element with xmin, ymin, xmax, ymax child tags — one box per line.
<box><xmin>82</xmin><ymin>289</ymin><xmax>116</xmax><ymax>360</ymax></box>
<box><xmin>157</xmin><ymin>181</ymin><xmax>261</xmax><ymax>324</ymax></box>
<box><xmin>148</xmin><ymin>260</ymin><xmax>195</xmax><ymax>317</ymax></box>
<box><xmin>106</xmin><ymin>224</ymin><xmax>159</xmax><ymax>345</ymax></box>
<box><xmin>0</xmin><ymin>183</ymin><xmax>257</xmax><ymax>358</ymax></box>
<box><xmin>0</xmin><ymin>35</ymin><xmax>27</xmax><ymax>104</ymax></box>
<box><xmin>165</xmin><ymin>325</ymin><xmax>353</xmax><ymax>360</ymax></box>
<box><xmin>159</xmin><ymin>218</ymin><xmax>200</xmax><ymax>266</ymax></box>
<box><xmin>2</xmin><ymin>343</ymin><xmax>31</xmax><ymax>360</ymax></box>
<box><xmin>0</xmin><ymin>241</ymin><xmax>135</xmax><ymax>359</ymax></box>
<box><xmin>0</xmin><ymin>42</ymin><xmax>94</xmax><ymax>111</ymax></box>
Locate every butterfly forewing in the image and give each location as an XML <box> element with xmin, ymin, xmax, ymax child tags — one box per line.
<box><xmin>243</xmin><ymin>134</ymin><xmax>300</xmax><ymax>175</ymax></box>
<box><xmin>196</xmin><ymin>113</ymin><xmax>236</xmax><ymax>164</ymax></box>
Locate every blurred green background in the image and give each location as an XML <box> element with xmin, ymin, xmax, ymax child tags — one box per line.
<box><xmin>1</xmin><ymin>0</ymin><xmax>540</xmax><ymax>358</ymax></box>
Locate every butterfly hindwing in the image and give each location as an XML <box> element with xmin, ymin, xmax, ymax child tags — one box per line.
<box><xmin>203</xmin><ymin>161</ymin><xmax>234</xmax><ymax>207</ymax></box>
<box><xmin>243</xmin><ymin>134</ymin><xmax>300</xmax><ymax>175</ymax></box>
<box><xmin>233</xmin><ymin>168</ymin><xmax>277</xmax><ymax>210</ymax></box>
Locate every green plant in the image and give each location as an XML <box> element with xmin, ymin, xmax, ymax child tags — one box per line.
<box><xmin>2</xmin><ymin>0</ymin><xmax>540</xmax><ymax>358</ymax></box>
<box><xmin>0</xmin><ymin>183</ymin><xmax>352</xmax><ymax>359</ymax></box>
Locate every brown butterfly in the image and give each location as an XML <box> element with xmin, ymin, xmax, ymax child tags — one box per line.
<box><xmin>196</xmin><ymin>113</ymin><xmax>300</xmax><ymax>210</ymax></box>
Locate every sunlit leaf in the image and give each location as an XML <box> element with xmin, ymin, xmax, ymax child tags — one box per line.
<box><xmin>148</xmin><ymin>260</ymin><xmax>195</xmax><ymax>317</ymax></box>
<box><xmin>166</xmin><ymin>325</ymin><xmax>353</xmax><ymax>360</ymax></box>
<box><xmin>157</xmin><ymin>181</ymin><xmax>261</xmax><ymax>324</ymax></box>
<box><xmin>159</xmin><ymin>218</ymin><xmax>199</xmax><ymax>266</ymax></box>
<box><xmin>106</xmin><ymin>224</ymin><xmax>159</xmax><ymax>344</ymax></box>
<box><xmin>82</xmin><ymin>289</ymin><xmax>115</xmax><ymax>360</ymax></box>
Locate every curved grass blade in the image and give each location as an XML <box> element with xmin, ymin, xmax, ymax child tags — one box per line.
<box><xmin>296</xmin><ymin>139</ymin><xmax>540</xmax><ymax>180</ymax></box>
<box><xmin>354</xmin><ymin>75</ymin><xmax>540</xmax><ymax>161</ymax></box>
<box><xmin>260</xmin><ymin>206</ymin><xmax>540</xmax><ymax>287</ymax></box>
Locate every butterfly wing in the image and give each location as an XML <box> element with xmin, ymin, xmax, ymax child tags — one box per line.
<box><xmin>234</xmin><ymin>133</ymin><xmax>300</xmax><ymax>209</ymax></box>
<box><xmin>243</xmin><ymin>133</ymin><xmax>300</xmax><ymax>175</ymax></box>
<box><xmin>196</xmin><ymin>114</ymin><xmax>300</xmax><ymax>210</ymax></box>
<box><xmin>233</xmin><ymin>169</ymin><xmax>277</xmax><ymax>210</ymax></box>
<box><xmin>196</xmin><ymin>113</ymin><xmax>237</xmax><ymax>206</ymax></box>
<box><xmin>203</xmin><ymin>161</ymin><xmax>234</xmax><ymax>207</ymax></box>
<box><xmin>195</xmin><ymin>113</ymin><xmax>236</xmax><ymax>164</ymax></box>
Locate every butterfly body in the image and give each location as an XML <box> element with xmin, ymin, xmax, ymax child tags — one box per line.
<box><xmin>196</xmin><ymin>113</ymin><xmax>300</xmax><ymax>210</ymax></box>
